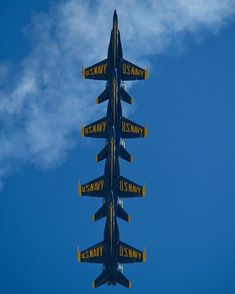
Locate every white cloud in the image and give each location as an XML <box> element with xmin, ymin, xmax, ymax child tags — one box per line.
<box><xmin>0</xmin><ymin>0</ymin><xmax>234</xmax><ymax>189</ymax></box>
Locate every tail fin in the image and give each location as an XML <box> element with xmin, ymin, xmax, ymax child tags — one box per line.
<box><xmin>117</xmin><ymin>205</ymin><xmax>131</xmax><ymax>222</ymax></box>
<box><xmin>96</xmin><ymin>88</ymin><xmax>109</xmax><ymax>104</ymax></box>
<box><xmin>120</xmin><ymin>87</ymin><xmax>133</xmax><ymax>104</ymax></box>
<box><xmin>119</xmin><ymin>145</ymin><xmax>132</xmax><ymax>162</ymax></box>
<box><xmin>117</xmin><ymin>271</ymin><xmax>132</xmax><ymax>288</ymax></box>
<box><xmin>121</xmin><ymin>58</ymin><xmax>148</xmax><ymax>81</ymax></box>
<box><xmin>96</xmin><ymin>145</ymin><xmax>108</xmax><ymax>162</ymax></box>
<box><xmin>82</xmin><ymin>59</ymin><xmax>108</xmax><ymax>80</ymax></box>
<box><xmin>93</xmin><ymin>271</ymin><xmax>107</xmax><ymax>288</ymax></box>
<box><xmin>120</xmin><ymin>117</ymin><xmax>148</xmax><ymax>139</ymax></box>
<box><xmin>118</xmin><ymin>241</ymin><xmax>146</xmax><ymax>263</ymax></box>
<box><xmin>93</xmin><ymin>204</ymin><xmax>106</xmax><ymax>221</ymax></box>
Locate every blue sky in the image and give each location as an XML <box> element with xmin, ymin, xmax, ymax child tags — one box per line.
<box><xmin>0</xmin><ymin>1</ymin><xmax>235</xmax><ymax>293</ymax></box>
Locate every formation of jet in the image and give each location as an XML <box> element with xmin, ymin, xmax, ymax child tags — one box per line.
<box><xmin>77</xmin><ymin>10</ymin><xmax>148</xmax><ymax>288</ymax></box>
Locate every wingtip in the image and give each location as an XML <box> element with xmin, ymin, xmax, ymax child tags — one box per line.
<box><xmin>143</xmin><ymin>247</ymin><xmax>147</xmax><ymax>263</ymax></box>
<box><xmin>82</xmin><ymin>65</ymin><xmax>85</xmax><ymax>79</ymax></box>
<box><xmin>145</xmin><ymin>66</ymin><xmax>148</xmax><ymax>80</ymax></box>
<box><xmin>78</xmin><ymin>181</ymin><xmax>82</xmax><ymax>196</ymax></box>
<box><xmin>77</xmin><ymin>247</ymin><xmax>81</xmax><ymax>262</ymax></box>
<box><xmin>81</xmin><ymin>125</ymin><xmax>84</xmax><ymax>137</ymax></box>
<box><xmin>128</xmin><ymin>215</ymin><xmax>131</xmax><ymax>222</ymax></box>
<box><xmin>142</xmin><ymin>183</ymin><xmax>146</xmax><ymax>197</ymax></box>
<box><xmin>128</xmin><ymin>281</ymin><xmax>132</xmax><ymax>288</ymax></box>
<box><xmin>144</xmin><ymin>127</ymin><xmax>148</xmax><ymax>138</ymax></box>
<box><xmin>92</xmin><ymin>281</ymin><xmax>96</xmax><ymax>288</ymax></box>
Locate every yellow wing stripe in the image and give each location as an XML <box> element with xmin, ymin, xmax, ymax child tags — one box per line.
<box><xmin>143</xmin><ymin>247</ymin><xmax>147</xmax><ymax>262</ymax></box>
<box><xmin>110</xmin><ymin>203</ymin><xmax>113</xmax><ymax>253</ymax></box>
<box><xmin>142</xmin><ymin>183</ymin><xmax>146</xmax><ymax>197</ymax></box>
<box><xmin>144</xmin><ymin>127</ymin><xmax>148</xmax><ymax>138</ymax></box>
<box><xmin>82</xmin><ymin>66</ymin><xmax>85</xmax><ymax>78</ymax></box>
<box><xmin>113</xmin><ymin>80</ymin><xmax>116</xmax><ymax>124</ymax></box>
<box><xmin>111</xmin><ymin>138</ymin><xmax>114</xmax><ymax>186</ymax></box>
<box><xmin>77</xmin><ymin>247</ymin><xmax>81</xmax><ymax>262</ymax></box>
<box><xmin>81</xmin><ymin>125</ymin><xmax>84</xmax><ymax>137</ymax></box>
<box><xmin>144</xmin><ymin>66</ymin><xmax>148</xmax><ymax>80</ymax></box>
<box><xmin>78</xmin><ymin>181</ymin><xmax>82</xmax><ymax>196</ymax></box>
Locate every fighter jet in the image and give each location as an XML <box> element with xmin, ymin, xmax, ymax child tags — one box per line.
<box><xmin>77</xmin><ymin>10</ymin><xmax>148</xmax><ymax>288</ymax></box>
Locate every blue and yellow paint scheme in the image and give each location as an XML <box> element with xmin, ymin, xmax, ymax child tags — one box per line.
<box><xmin>78</xmin><ymin>10</ymin><xmax>147</xmax><ymax>288</ymax></box>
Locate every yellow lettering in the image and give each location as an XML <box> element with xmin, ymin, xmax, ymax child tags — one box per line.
<box><xmin>122</xmin><ymin>64</ymin><xmax>125</xmax><ymax>74</ymax></box>
<box><xmin>80</xmin><ymin>246</ymin><xmax>104</xmax><ymax>260</ymax></box>
<box><xmin>84</xmin><ymin>121</ymin><xmax>106</xmax><ymax>134</ymax></box>
<box><xmin>124</xmin><ymin>181</ymin><xmax>128</xmax><ymax>191</ymax></box>
<box><xmin>131</xmin><ymin>67</ymin><xmax>135</xmax><ymax>75</ymax></box>
<box><xmin>119</xmin><ymin>179</ymin><xmax>143</xmax><ymax>195</ymax></box>
<box><xmin>81</xmin><ymin>180</ymin><xmax>104</xmax><ymax>194</ymax></box>
<box><xmin>137</xmin><ymin>187</ymin><xmax>142</xmax><ymax>194</ymax></box>
<box><xmin>122</xmin><ymin>121</ymin><xmax>144</xmax><ymax>135</ymax></box>
<box><xmin>103</xmin><ymin>63</ymin><xmax>107</xmax><ymax>73</ymax></box>
<box><xmin>85</xmin><ymin>63</ymin><xmax>107</xmax><ymax>77</ymax></box>
<box><xmin>89</xmin><ymin>249</ymin><xmax>93</xmax><ymax>258</ymax></box>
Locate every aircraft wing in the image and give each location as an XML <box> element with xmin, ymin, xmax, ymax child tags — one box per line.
<box><xmin>118</xmin><ymin>241</ymin><xmax>146</xmax><ymax>263</ymax></box>
<box><xmin>78</xmin><ymin>176</ymin><xmax>105</xmax><ymax>197</ymax></box>
<box><xmin>119</xmin><ymin>176</ymin><xmax>146</xmax><ymax>198</ymax></box>
<box><xmin>120</xmin><ymin>117</ymin><xmax>148</xmax><ymax>138</ymax></box>
<box><xmin>82</xmin><ymin>59</ymin><xmax>109</xmax><ymax>80</ymax></box>
<box><xmin>121</xmin><ymin>59</ymin><xmax>148</xmax><ymax>80</ymax></box>
<box><xmin>81</xmin><ymin>117</ymin><xmax>109</xmax><ymax>138</ymax></box>
<box><xmin>78</xmin><ymin>241</ymin><xmax>105</xmax><ymax>263</ymax></box>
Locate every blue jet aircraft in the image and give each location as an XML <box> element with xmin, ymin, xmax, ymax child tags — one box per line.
<box><xmin>77</xmin><ymin>10</ymin><xmax>148</xmax><ymax>288</ymax></box>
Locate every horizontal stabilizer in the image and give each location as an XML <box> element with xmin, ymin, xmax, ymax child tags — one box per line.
<box><xmin>78</xmin><ymin>176</ymin><xmax>105</xmax><ymax>197</ymax></box>
<box><xmin>96</xmin><ymin>145</ymin><xmax>107</xmax><ymax>162</ymax></box>
<box><xmin>120</xmin><ymin>87</ymin><xmax>133</xmax><ymax>104</ymax></box>
<box><xmin>118</xmin><ymin>241</ymin><xmax>146</xmax><ymax>264</ymax></box>
<box><xmin>82</xmin><ymin>117</ymin><xmax>109</xmax><ymax>138</ymax></box>
<box><xmin>120</xmin><ymin>117</ymin><xmax>147</xmax><ymax>139</ymax></box>
<box><xmin>82</xmin><ymin>59</ymin><xmax>108</xmax><ymax>80</ymax></box>
<box><xmin>96</xmin><ymin>88</ymin><xmax>109</xmax><ymax>104</ymax></box>
<box><xmin>119</xmin><ymin>145</ymin><xmax>132</xmax><ymax>162</ymax></box>
<box><xmin>93</xmin><ymin>271</ymin><xmax>107</xmax><ymax>288</ymax></box>
<box><xmin>121</xmin><ymin>58</ymin><xmax>148</xmax><ymax>81</ymax></box>
<box><xmin>117</xmin><ymin>271</ymin><xmax>132</xmax><ymax>288</ymax></box>
<box><xmin>119</xmin><ymin>176</ymin><xmax>145</xmax><ymax>198</ymax></box>
<box><xmin>117</xmin><ymin>205</ymin><xmax>130</xmax><ymax>222</ymax></box>
<box><xmin>77</xmin><ymin>241</ymin><xmax>105</xmax><ymax>264</ymax></box>
<box><xmin>93</xmin><ymin>204</ymin><xmax>106</xmax><ymax>221</ymax></box>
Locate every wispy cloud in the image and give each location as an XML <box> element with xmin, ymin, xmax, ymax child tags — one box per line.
<box><xmin>0</xmin><ymin>0</ymin><xmax>234</xmax><ymax>189</ymax></box>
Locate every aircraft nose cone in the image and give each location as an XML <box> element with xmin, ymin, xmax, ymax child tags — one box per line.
<box><xmin>113</xmin><ymin>10</ymin><xmax>118</xmax><ymax>25</ymax></box>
